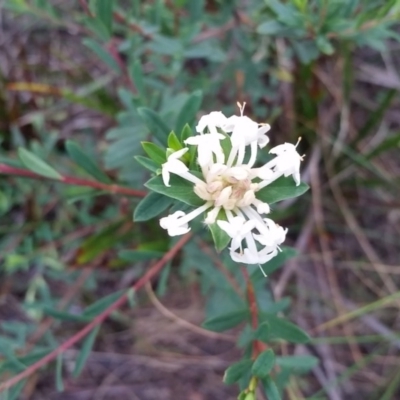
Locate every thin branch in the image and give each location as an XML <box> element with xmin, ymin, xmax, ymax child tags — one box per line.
<box><xmin>0</xmin><ymin>164</ymin><xmax>146</xmax><ymax>198</ymax></box>
<box><xmin>242</xmin><ymin>268</ymin><xmax>265</xmax><ymax>358</ymax></box>
<box><xmin>145</xmin><ymin>282</ymin><xmax>235</xmax><ymax>342</ymax></box>
<box><xmin>0</xmin><ymin>233</ymin><xmax>192</xmax><ymax>393</ymax></box>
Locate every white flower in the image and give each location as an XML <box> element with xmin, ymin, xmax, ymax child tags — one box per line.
<box><xmin>158</xmin><ymin>103</ymin><xmax>303</xmax><ymax>267</ymax></box>
<box><xmin>196</xmin><ymin>111</ymin><xmax>228</xmax><ymax>135</ymax></box>
<box><xmin>266</xmin><ymin>140</ymin><xmax>303</xmax><ymax>186</ymax></box>
<box><xmin>184</xmin><ymin>133</ymin><xmax>225</xmax><ymax>167</ymax></box>
<box><xmin>160</xmin><ymin>211</ymin><xmax>190</xmax><ymax>236</ymax></box>
<box><xmin>162</xmin><ymin>148</ymin><xmax>189</xmax><ymax>187</ymax></box>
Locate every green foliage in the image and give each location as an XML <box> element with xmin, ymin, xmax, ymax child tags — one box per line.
<box><xmin>256</xmin><ymin>178</ymin><xmax>309</xmax><ymax>205</ymax></box>
<box><xmin>134</xmin><ymin>192</ymin><xmax>174</xmax><ymax>222</ymax></box>
<box><xmin>251</xmin><ymin>349</ymin><xmax>276</xmax><ymax>378</ymax></box>
<box><xmin>66</xmin><ymin>140</ymin><xmax>111</xmax><ymax>183</ymax></box>
<box><xmin>2</xmin><ymin>0</ymin><xmax>399</xmax><ymax>398</ymax></box>
<box><xmin>18</xmin><ymin>148</ymin><xmax>62</xmax><ymax>180</ymax></box>
<box><xmin>203</xmin><ymin>309</ymin><xmax>250</xmax><ymax>332</ymax></box>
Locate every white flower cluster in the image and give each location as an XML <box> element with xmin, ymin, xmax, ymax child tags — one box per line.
<box><xmin>160</xmin><ymin>103</ymin><xmax>303</xmax><ymax>267</ymax></box>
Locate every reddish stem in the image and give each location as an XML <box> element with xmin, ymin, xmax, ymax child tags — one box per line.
<box><xmin>242</xmin><ymin>268</ymin><xmax>266</xmax><ymax>358</ymax></box>
<box><xmin>0</xmin><ymin>233</ymin><xmax>192</xmax><ymax>393</ymax></box>
<box><xmin>0</xmin><ymin>164</ymin><xmax>146</xmax><ymax>198</ymax></box>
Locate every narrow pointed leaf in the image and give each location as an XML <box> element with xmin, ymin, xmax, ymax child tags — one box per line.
<box><xmin>260</xmin><ymin>314</ymin><xmax>310</xmax><ymax>343</ymax></box>
<box><xmin>252</xmin><ymin>349</ymin><xmax>275</xmax><ymax>378</ymax></box>
<box><xmin>66</xmin><ymin>140</ymin><xmax>111</xmax><ymax>183</ymax></box>
<box><xmin>175</xmin><ymin>90</ymin><xmax>203</xmax><ymax>132</ymax></box>
<box><xmin>256</xmin><ymin>177</ymin><xmax>309</xmax><ymax>205</ymax></box>
<box><xmin>138</xmin><ymin>107</ymin><xmax>171</xmax><ymax>143</ymax></box>
<box><xmin>223</xmin><ymin>359</ymin><xmax>253</xmax><ymax>385</ymax></box>
<box><xmin>73</xmin><ymin>325</ymin><xmax>100</xmax><ymax>378</ymax></box>
<box><xmin>18</xmin><ymin>148</ymin><xmax>62</xmax><ymax>180</ymax></box>
<box><xmin>203</xmin><ymin>309</ymin><xmax>249</xmax><ymax>332</ymax></box>
<box><xmin>134</xmin><ymin>192</ymin><xmax>173</xmax><ymax>222</ymax></box>
<box><xmin>145</xmin><ymin>174</ymin><xmax>203</xmax><ymax>207</ymax></box>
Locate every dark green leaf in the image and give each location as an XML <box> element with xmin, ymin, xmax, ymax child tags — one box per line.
<box><xmin>77</xmin><ymin>220</ymin><xmax>125</xmax><ymax>264</ymax></box>
<box><xmin>209</xmin><ymin>209</ymin><xmax>231</xmax><ymax>252</ymax></box>
<box><xmin>119</xmin><ymin>249</ymin><xmax>164</xmax><ymax>261</ymax></box>
<box><xmin>129</xmin><ymin>60</ymin><xmax>146</xmax><ymax>100</ymax></box>
<box><xmin>275</xmin><ymin>355</ymin><xmax>319</xmax><ymax>372</ymax></box>
<box><xmin>254</xmin><ymin>322</ymin><xmax>270</xmax><ymax>343</ymax></box>
<box><xmin>175</xmin><ymin>90</ymin><xmax>203</xmax><ymax>133</ymax></box>
<box><xmin>82</xmin><ymin>38</ymin><xmax>121</xmax><ymax>73</ymax></box>
<box><xmin>42</xmin><ymin>307</ymin><xmax>90</xmax><ymax>323</ymax></box>
<box><xmin>141</xmin><ymin>142</ymin><xmax>166</xmax><ymax>164</ymax></box>
<box><xmin>260</xmin><ymin>314</ymin><xmax>310</xmax><ymax>343</ymax></box>
<box><xmin>366</xmin><ymin>132</ymin><xmax>400</xmax><ymax>159</ymax></box>
<box><xmin>257</xmin><ymin>20</ymin><xmax>287</xmax><ymax>35</ymax></box>
<box><xmin>92</xmin><ymin>0</ymin><xmax>113</xmax><ymax>37</ymax></box>
<box><xmin>256</xmin><ymin>177</ymin><xmax>309</xmax><ymax>205</ymax></box>
<box><xmin>262</xmin><ymin>375</ymin><xmax>281</xmax><ymax>400</ymax></box>
<box><xmin>73</xmin><ymin>325</ymin><xmax>100</xmax><ymax>377</ymax></box>
<box><xmin>223</xmin><ymin>359</ymin><xmax>253</xmax><ymax>385</ymax></box>
<box><xmin>145</xmin><ymin>174</ymin><xmax>203</xmax><ymax>207</ymax></box>
<box><xmin>252</xmin><ymin>349</ymin><xmax>276</xmax><ymax>378</ymax></box>
<box><xmin>18</xmin><ymin>148</ymin><xmax>62</xmax><ymax>180</ymax></box>
<box><xmin>134</xmin><ymin>155</ymin><xmax>159</xmax><ymax>172</ymax></box>
<box><xmin>134</xmin><ymin>192</ymin><xmax>173</xmax><ymax>222</ymax></box>
<box><xmin>316</xmin><ymin>36</ymin><xmax>335</xmax><ymax>55</ymax></box>
<box><xmin>56</xmin><ymin>354</ymin><xmax>64</xmax><ymax>392</ymax></box>
<box><xmin>83</xmin><ymin>290</ymin><xmax>125</xmax><ymax>318</ymax></box>
<box><xmin>66</xmin><ymin>140</ymin><xmax>111</xmax><ymax>183</ymax></box>
<box><xmin>138</xmin><ymin>107</ymin><xmax>171</xmax><ymax>144</ymax></box>
<box><xmin>203</xmin><ymin>309</ymin><xmax>250</xmax><ymax>332</ymax></box>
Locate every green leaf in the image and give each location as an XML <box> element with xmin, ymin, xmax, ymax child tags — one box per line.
<box><xmin>134</xmin><ymin>192</ymin><xmax>173</xmax><ymax>222</ymax></box>
<box><xmin>83</xmin><ymin>290</ymin><xmax>125</xmax><ymax>318</ymax></box>
<box><xmin>82</xmin><ymin>38</ymin><xmax>121</xmax><ymax>73</ymax></box>
<box><xmin>275</xmin><ymin>355</ymin><xmax>319</xmax><ymax>372</ymax></box>
<box><xmin>257</xmin><ymin>20</ymin><xmax>287</xmax><ymax>35</ymax></box>
<box><xmin>256</xmin><ymin>177</ymin><xmax>309</xmax><ymax>204</ymax></box>
<box><xmin>141</xmin><ymin>142</ymin><xmax>166</xmax><ymax>164</ymax></box>
<box><xmin>66</xmin><ymin>140</ymin><xmax>111</xmax><ymax>183</ymax></box>
<box><xmin>366</xmin><ymin>132</ymin><xmax>400</xmax><ymax>159</ymax></box>
<box><xmin>55</xmin><ymin>354</ymin><xmax>64</xmax><ymax>392</ymax></box>
<box><xmin>260</xmin><ymin>314</ymin><xmax>310</xmax><ymax>343</ymax></box>
<box><xmin>203</xmin><ymin>309</ymin><xmax>249</xmax><ymax>332</ymax></box>
<box><xmin>92</xmin><ymin>0</ymin><xmax>113</xmax><ymax>36</ymax></box>
<box><xmin>254</xmin><ymin>322</ymin><xmax>271</xmax><ymax>343</ymax></box>
<box><xmin>209</xmin><ymin>209</ymin><xmax>231</xmax><ymax>252</ymax></box>
<box><xmin>175</xmin><ymin>90</ymin><xmax>203</xmax><ymax>133</ymax></box>
<box><xmin>262</xmin><ymin>375</ymin><xmax>281</xmax><ymax>400</ymax></box>
<box><xmin>223</xmin><ymin>359</ymin><xmax>253</xmax><ymax>385</ymax></box>
<box><xmin>145</xmin><ymin>174</ymin><xmax>203</xmax><ymax>207</ymax></box>
<box><xmin>138</xmin><ymin>107</ymin><xmax>171</xmax><ymax>144</ymax></box>
<box><xmin>119</xmin><ymin>249</ymin><xmax>164</xmax><ymax>261</ymax></box>
<box><xmin>42</xmin><ymin>307</ymin><xmax>90</xmax><ymax>323</ymax></box>
<box><xmin>77</xmin><ymin>220</ymin><xmax>125</xmax><ymax>264</ymax></box>
<box><xmin>129</xmin><ymin>60</ymin><xmax>146</xmax><ymax>100</ymax></box>
<box><xmin>18</xmin><ymin>148</ymin><xmax>62</xmax><ymax>180</ymax></box>
<box><xmin>73</xmin><ymin>325</ymin><xmax>100</xmax><ymax>377</ymax></box>
<box><xmin>167</xmin><ymin>131</ymin><xmax>182</xmax><ymax>151</ymax></box>
<box><xmin>252</xmin><ymin>349</ymin><xmax>276</xmax><ymax>378</ymax></box>
<box><xmin>134</xmin><ymin>155</ymin><xmax>159</xmax><ymax>172</ymax></box>
<box><xmin>316</xmin><ymin>36</ymin><xmax>335</xmax><ymax>55</ymax></box>
<box><xmin>180</xmin><ymin>123</ymin><xmax>193</xmax><ymax>142</ymax></box>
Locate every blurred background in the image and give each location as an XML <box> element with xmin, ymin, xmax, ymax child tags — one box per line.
<box><xmin>0</xmin><ymin>1</ymin><xmax>400</xmax><ymax>399</ymax></box>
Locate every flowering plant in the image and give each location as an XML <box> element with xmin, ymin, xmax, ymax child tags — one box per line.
<box><xmin>135</xmin><ymin>104</ymin><xmax>308</xmax><ymax>272</ymax></box>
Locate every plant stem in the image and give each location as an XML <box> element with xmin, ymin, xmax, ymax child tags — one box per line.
<box><xmin>0</xmin><ymin>163</ymin><xmax>147</xmax><ymax>198</ymax></box>
<box><xmin>0</xmin><ymin>233</ymin><xmax>192</xmax><ymax>393</ymax></box>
